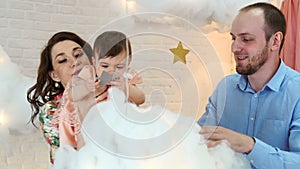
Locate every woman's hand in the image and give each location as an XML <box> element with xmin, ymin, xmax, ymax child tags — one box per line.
<box><xmin>94</xmin><ymin>80</ymin><xmax>109</xmax><ymax>103</ymax></box>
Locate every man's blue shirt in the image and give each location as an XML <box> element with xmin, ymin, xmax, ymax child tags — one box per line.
<box><xmin>198</xmin><ymin>61</ymin><xmax>300</xmax><ymax>169</ymax></box>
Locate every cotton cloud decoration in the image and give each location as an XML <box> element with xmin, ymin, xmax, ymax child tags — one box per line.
<box><xmin>53</xmin><ymin>88</ymin><xmax>251</xmax><ymax>169</ymax></box>
<box><xmin>0</xmin><ymin>45</ymin><xmax>35</xmax><ymax>138</ymax></box>
<box><xmin>129</xmin><ymin>0</ymin><xmax>271</xmax><ymax>32</ymax></box>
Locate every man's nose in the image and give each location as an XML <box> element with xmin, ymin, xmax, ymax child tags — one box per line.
<box><xmin>231</xmin><ymin>40</ymin><xmax>241</xmax><ymax>53</ymax></box>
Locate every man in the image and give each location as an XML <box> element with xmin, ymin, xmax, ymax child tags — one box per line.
<box><xmin>198</xmin><ymin>2</ymin><xmax>300</xmax><ymax>169</ymax></box>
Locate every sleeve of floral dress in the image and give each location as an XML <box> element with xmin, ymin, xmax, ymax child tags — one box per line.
<box><xmin>39</xmin><ymin>101</ymin><xmax>60</xmax><ymax>164</ymax></box>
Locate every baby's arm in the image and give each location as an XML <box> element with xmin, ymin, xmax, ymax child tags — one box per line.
<box><xmin>127</xmin><ymin>69</ymin><xmax>145</xmax><ymax>106</ymax></box>
<box><xmin>109</xmin><ymin>68</ymin><xmax>145</xmax><ymax>105</ymax></box>
<box><xmin>128</xmin><ymin>84</ymin><xmax>145</xmax><ymax>106</ymax></box>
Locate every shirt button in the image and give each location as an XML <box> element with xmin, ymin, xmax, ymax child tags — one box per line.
<box><xmin>253</xmin><ymin>94</ymin><xmax>258</xmax><ymax>97</ymax></box>
<box><xmin>250</xmin><ymin>117</ymin><xmax>254</xmax><ymax>121</ymax></box>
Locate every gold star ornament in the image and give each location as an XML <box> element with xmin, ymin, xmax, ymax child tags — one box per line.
<box><xmin>169</xmin><ymin>41</ymin><xmax>190</xmax><ymax>64</ymax></box>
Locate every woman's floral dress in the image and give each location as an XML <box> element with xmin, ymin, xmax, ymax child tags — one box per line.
<box><xmin>39</xmin><ymin>94</ymin><xmax>62</xmax><ymax>164</ymax></box>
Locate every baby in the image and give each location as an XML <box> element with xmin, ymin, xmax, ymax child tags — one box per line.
<box><xmin>93</xmin><ymin>31</ymin><xmax>145</xmax><ymax>105</ymax></box>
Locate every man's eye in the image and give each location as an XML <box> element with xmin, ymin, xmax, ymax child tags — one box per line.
<box><xmin>58</xmin><ymin>59</ymin><xmax>67</xmax><ymax>64</ymax></box>
<box><xmin>242</xmin><ymin>38</ymin><xmax>252</xmax><ymax>42</ymax></box>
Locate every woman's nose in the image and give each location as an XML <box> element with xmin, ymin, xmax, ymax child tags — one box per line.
<box><xmin>70</xmin><ymin>56</ymin><xmax>80</xmax><ymax>68</ymax></box>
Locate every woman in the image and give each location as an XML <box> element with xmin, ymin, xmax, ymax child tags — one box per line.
<box><xmin>27</xmin><ymin>31</ymin><xmax>108</xmax><ymax>164</ymax></box>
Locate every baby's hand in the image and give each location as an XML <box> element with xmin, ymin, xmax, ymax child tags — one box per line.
<box><xmin>128</xmin><ymin>68</ymin><xmax>142</xmax><ymax>85</ymax></box>
<box><xmin>109</xmin><ymin>74</ymin><xmax>126</xmax><ymax>93</ymax></box>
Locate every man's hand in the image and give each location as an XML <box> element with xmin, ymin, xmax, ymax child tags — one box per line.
<box><xmin>199</xmin><ymin>126</ymin><xmax>255</xmax><ymax>154</ymax></box>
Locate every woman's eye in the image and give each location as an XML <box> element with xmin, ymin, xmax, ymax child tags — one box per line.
<box><xmin>58</xmin><ymin>59</ymin><xmax>67</xmax><ymax>64</ymax></box>
<box><xmin>75</xmin><ymin>52</ymin><xmax>83</xmax><ymax>58</ymax></box>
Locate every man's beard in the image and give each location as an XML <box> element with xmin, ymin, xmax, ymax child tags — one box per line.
<box><xmin>235</xmin><ymin>45</ymin><xmax>268</xmax><ymax>75</ymax></box>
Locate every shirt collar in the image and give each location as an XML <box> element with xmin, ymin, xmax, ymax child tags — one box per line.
<box><xmin>237</xmin><ymin>60</ymin><xmax>286</xmax><ymax>92</ymax></box>
<box><xmin>265</xmin><ymin>60</ymin><xmax>286</xmax><ymax>92</ymax></box>
<box><xmin>237</xmin><ymin>75</ymin><xmax>248</xmax><ymax>91</ymax></box>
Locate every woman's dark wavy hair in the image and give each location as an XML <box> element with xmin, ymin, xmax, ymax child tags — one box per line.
<box><xmin>27</xmin><ymin>31</ymin><xmax>92</xmax><ymax>127</ymax></box>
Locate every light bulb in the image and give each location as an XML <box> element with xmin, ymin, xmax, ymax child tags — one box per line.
<box><xmin>0</xmin><ymin>110</ymin><xmax>6</xmax><ymax>126</ymax></box>
<box><xmin>126</xmin><ymin>0</ymin><xmax>136</xmax><ymax>14</ymax></box>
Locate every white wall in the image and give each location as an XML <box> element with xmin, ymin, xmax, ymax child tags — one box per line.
<box><xmin>2</xmin><ymin>0</ymin><xmax>230</xmax><ymax>168</ymax></box>
<box><xmin>1</xmin><ymin>0</ymin><xmax>282</xmax><ymax>168</ymax></box>
<box><xmin>0</xmin><ymin>0</ymin><xmax>127</xmax><ymax>78</ymax></box>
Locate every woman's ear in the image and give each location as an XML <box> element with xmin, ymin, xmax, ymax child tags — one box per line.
<box><xmin>270</xmin><ymin>31</ymin><xmax>283</xmax><ymax>51</ymax></box>
<box><xmin>48</xmin><ymin>71</ymin><xmax>61</xmax><ymax>82</ymax></box>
